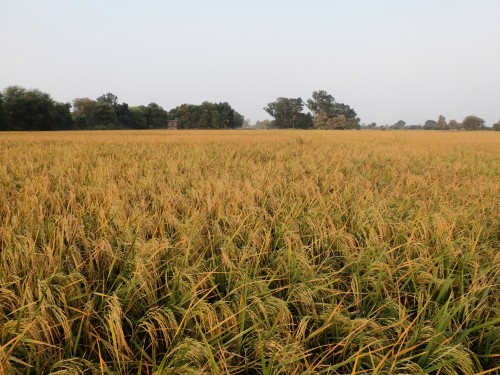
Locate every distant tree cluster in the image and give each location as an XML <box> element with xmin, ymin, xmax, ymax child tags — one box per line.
<box><xmin>169</xmin><ymin>102</ymin><xmax>244</xmax><ymax>129</ymax></box>
<box><xmin>264</xmin><ymin>90</ymin><xmax>360</xmax><ymax>130</ymax></box>
<box><xmin>0</xmin><ymin>86</ymin><xmax>244</xmax><ymax>131</ymax></box>
<box><xmin>72</xmin><ymin>94</ymin><xmax>169</xmax><ymax>130</ymax></box>
<box><xmin>371</xmin><ymin>115</ymin><xmax>498</xmax><ymax>131</ymax></box>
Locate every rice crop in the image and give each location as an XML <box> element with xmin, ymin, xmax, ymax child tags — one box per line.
<box><xmin>0</xmin><ymin>130</ymin><xmax>498</xmax><ymax>374</ymax></box>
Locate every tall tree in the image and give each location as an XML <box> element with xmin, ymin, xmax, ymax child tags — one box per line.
<box><xmin>115</xmin><ymin>102</ymin><xmax>133</xmax><ymax>128</ymax></box>
<box><xmin>306</xmin><ymin>90</ymin><xmax>359</xmax><ymax>130</ymax></box>
<box><xmin>461</xmin><ymin>115</ymin><xmax>485</xmax><ymax>131</ymax></box>
<box><xmin>437</xmin><ymin>115</ymin><xmax>448</xmax><ymax>130</ymax></box>
<box><xmin>306</xmin><ymin>90</ymin><xmax>335</xmax><ymax>116</ymax></box>
<box><xmin>72</xmin><ymin>97</ymin><xmax>97</xmax><ymax>128</ymax></box>
<box><xmin>264</xmin><ymin>97</ymin><xmax>305</xmax><ymax>128</ymax></box>
<box><xmin>94</xmin><ymin>102</ymin><xmax>118</xmax><ymax>127</ymax></box>
<box><xmin>144</xmin><ymin>103</ymin><xmax>168</xmax><ymax>128</ymax></box>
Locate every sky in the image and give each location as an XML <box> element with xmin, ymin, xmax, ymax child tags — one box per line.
<box><xmin>1</xmin><ymin>0</ymin><xmax>499</xmax><ymax>125</ymax></box>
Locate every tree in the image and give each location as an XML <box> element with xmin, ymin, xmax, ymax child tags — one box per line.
<box><xmin>169</xmin><ymin>102</ymin><xmax>243</xmax><ymax>129</ymax></box>
<box><xmin>2</xmin><ymin>85</ymin><xmax>72</xmax><ymax>130</ymax></box>
<box><xmin>306</xmin><ymin>90</ymin><xmax>358</xmax><ymax>130</ymax></box>
<box><xmin>264</xmin><ymin>97</ymin><xmax>305</xmax><ymax>129</ymax></box>
<box><xmin>218</xmin><ymin>102</ymin><xmax>243</xmax><ymax>129</ymax></box>
<box><xmin>423</xmin><ymin>119</ymin><xmax>437</xmax><ymax>130</ymax></box>
<box><xmin>493</xmin><ymin>121</ymin><xmax>500</xmax><ymax>131</ymax></box>
<box><xmin>306</xmin><ymin>90</ymin><xmax>358</xmax><ymax>119</ymax></box>
<box><xmin>0</xmin><ymin>92</ymin><xmax>10</xmax><ymax>130</ymax></box>
<box><xmin>72</xmin><ymin>97</ymin><xmax>117</xmax><ymax>129</ymax></box>
<box><xmin>346</xmin><ymin>117</ymin><xmax>361</xmax><ymax>130</ymax></box>
<box><xmin>96</xmin><ymin>92</ymin><xmax>118</xmax><ymax>108</ymax></box>
<box><xmin>129</xmin><ymin>106</ymin><xmax>148</xmax><ymax>129</ymax></box>
<box><xmin>94</xmin><ymin>102</ymin><xmax>117</xmax><ymax>128</ymax></box>
<box><xmin>295</xmin><ymin>112</ymin><xmax>314</xmax><ymax>129</ymax></box>
<box><xmin>232</xmin><ymin>111</ymin><xmax>245</xmax><ymax>128</ymax></box>
<box><xmin>313</xmin><ymin>113</ymin><xmax>348</xmax><ymax>130</ymax></box>
<box><xmin>334</xmin><ymin>102</ymin><xmax>357</xmax><ymax>119</ymax></box>
<box><xmin>391</xmin><ymin>120</ymin><xmax>406</xmax><ymax>129</ymax></box>
<box><xmin>72</xmin><ymin>97</ymin><xmax>97</xmax><ymax>128</ymax></box>
<box><xmin>52</xmin><ymin>102</ymin><xmax>73</xmax><ymax>130</ymax></box>
<box><xmin>144</xmin><ymin>103</ymin><xmax>168</xmax><ymax>128</ymax></box>
<box><xmin>437</xmin><ymin>115</ymin><xmax>448</xmax><ymax>130</ymax></box>
<box><xmin>306</xmin><ymin>90</ymin><xmax>335</xmax><ymax>116</ymax></box>
<box><xmin>170</xmin><ymin>103</ymin><xmax>197</xmax><ymax>129</ymax></box>
<box><xmin>448</xmin><ymin>119</ymin><xmax>460</xmax><ymax>130</ymax></box>
<box><xmin>115</xmin><ymin>103</ymin><xmax>133</xmax><ymax>128</ymax></box>
<box><xmin>462</xmin><ymin>115</ymin><xmax>485</xmax><ymax>131</ymax></box>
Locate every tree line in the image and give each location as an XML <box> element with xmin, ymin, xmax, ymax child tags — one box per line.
<box><xmin>1</xmin><ymin>85</ymin><xmax>498</xmax><ymax>131</ymax></box>
<box><xmin>262</xmin><ymin>91</ymin><xmax>499</xmax><ymax>131</ymax></box>
<box><xmin>0</xmin><ymin>86</ymin><xmax>244</xmax><ymax>131</ymax></box>
<box><xmin>365</xmin><ymin>115</ymin><xmax>500</xmax><ymax>131</ymax></box>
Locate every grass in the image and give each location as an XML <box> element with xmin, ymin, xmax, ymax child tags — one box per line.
<box><xmin>0</xmin><ymin>130</ymin><xmax>498</xmax><ymax>374</ymax></box>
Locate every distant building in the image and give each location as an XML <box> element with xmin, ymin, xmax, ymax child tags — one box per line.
<box><xmin>167</xmin><ymin>119</ymin><xmax>178</xmax><ymax>130</ymax></box>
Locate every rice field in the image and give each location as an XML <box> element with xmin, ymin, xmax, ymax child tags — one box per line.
<box><xmin>0</xmin><ymin>130</ymin><xmax>498</xmax><ymax>374</ymax></box>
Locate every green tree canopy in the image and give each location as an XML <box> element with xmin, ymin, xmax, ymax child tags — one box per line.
<box><xmin>144</xmin><ymin>103</ymin><xmax>169</xmax><ymax>129</ymax></box>
<box><xmin>264</xmin><ymin>97</ymin><xmax>307</xmax><ymax>129</ymax></box>
<box><xmin>96</xmin><ymin>92</ymin><xmax>118</xmax><ymax>108</ymax></box>
<box><xmin>306</xmin><ymin>90</ymin><xmax>358</xmax><ymax>119</ymax></box>
<box><xmin>72</xmin><ymin>97</ymin><xmax>117</xmax><ymax>129</ymax></box>
<box><xmin>306</xmin><ymin>90</ymin><xmax>335</xmax><ymax>116</ymax></box>
<box><xmin>2</xmin><ymin>85</ymin><xmax>72</xmax><ymax>130</ymax></box>
<box><xmin>306</xmin><ymin>90</ymin><xmax>359</xmax><ymax>130</ymax></box>
<box><xmin>169</xmin><ymin>102</ymin><xmax>243</xmax><ymax>129</ymax></box>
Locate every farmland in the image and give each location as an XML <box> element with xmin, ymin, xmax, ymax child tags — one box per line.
<box><xmin>0</xmin><ymin>130</ymin><xmax>499</xmax><ymax>374</ymax></box>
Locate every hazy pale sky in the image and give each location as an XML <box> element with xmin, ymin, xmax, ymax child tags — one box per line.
<box><xmin>1</xmin><ymin>0</ymin><xmax>499</xmax><ymax>125</ymax></box>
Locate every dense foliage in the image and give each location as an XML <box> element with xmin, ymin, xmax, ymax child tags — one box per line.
<box><xmin>0</xmin><ymin>87</ymin><xmax>244</xmax><ymax>131</ymax></box>
<box><xmin>0</xmin><ymin>86</ymin><xmax>72</xmax><ymax>131</ymax></box>
<box><xmin>264</xmin><ymin>91</ymin><xmax>360</xmax><ymax>130</ymax></box>
<box><xmin>0</xmin><ymin>131</ymin><xmax>498</xmax><ymax>374</ymax></box>
<box><xmin>169</xmin><ymin>102</ymin><xmax>244</xmax><ymax>129</ymax></box>
<box><xmin>1</xmin><ymin>85</ymin><xmax>498</xmax><ymax>131</ymax></box>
